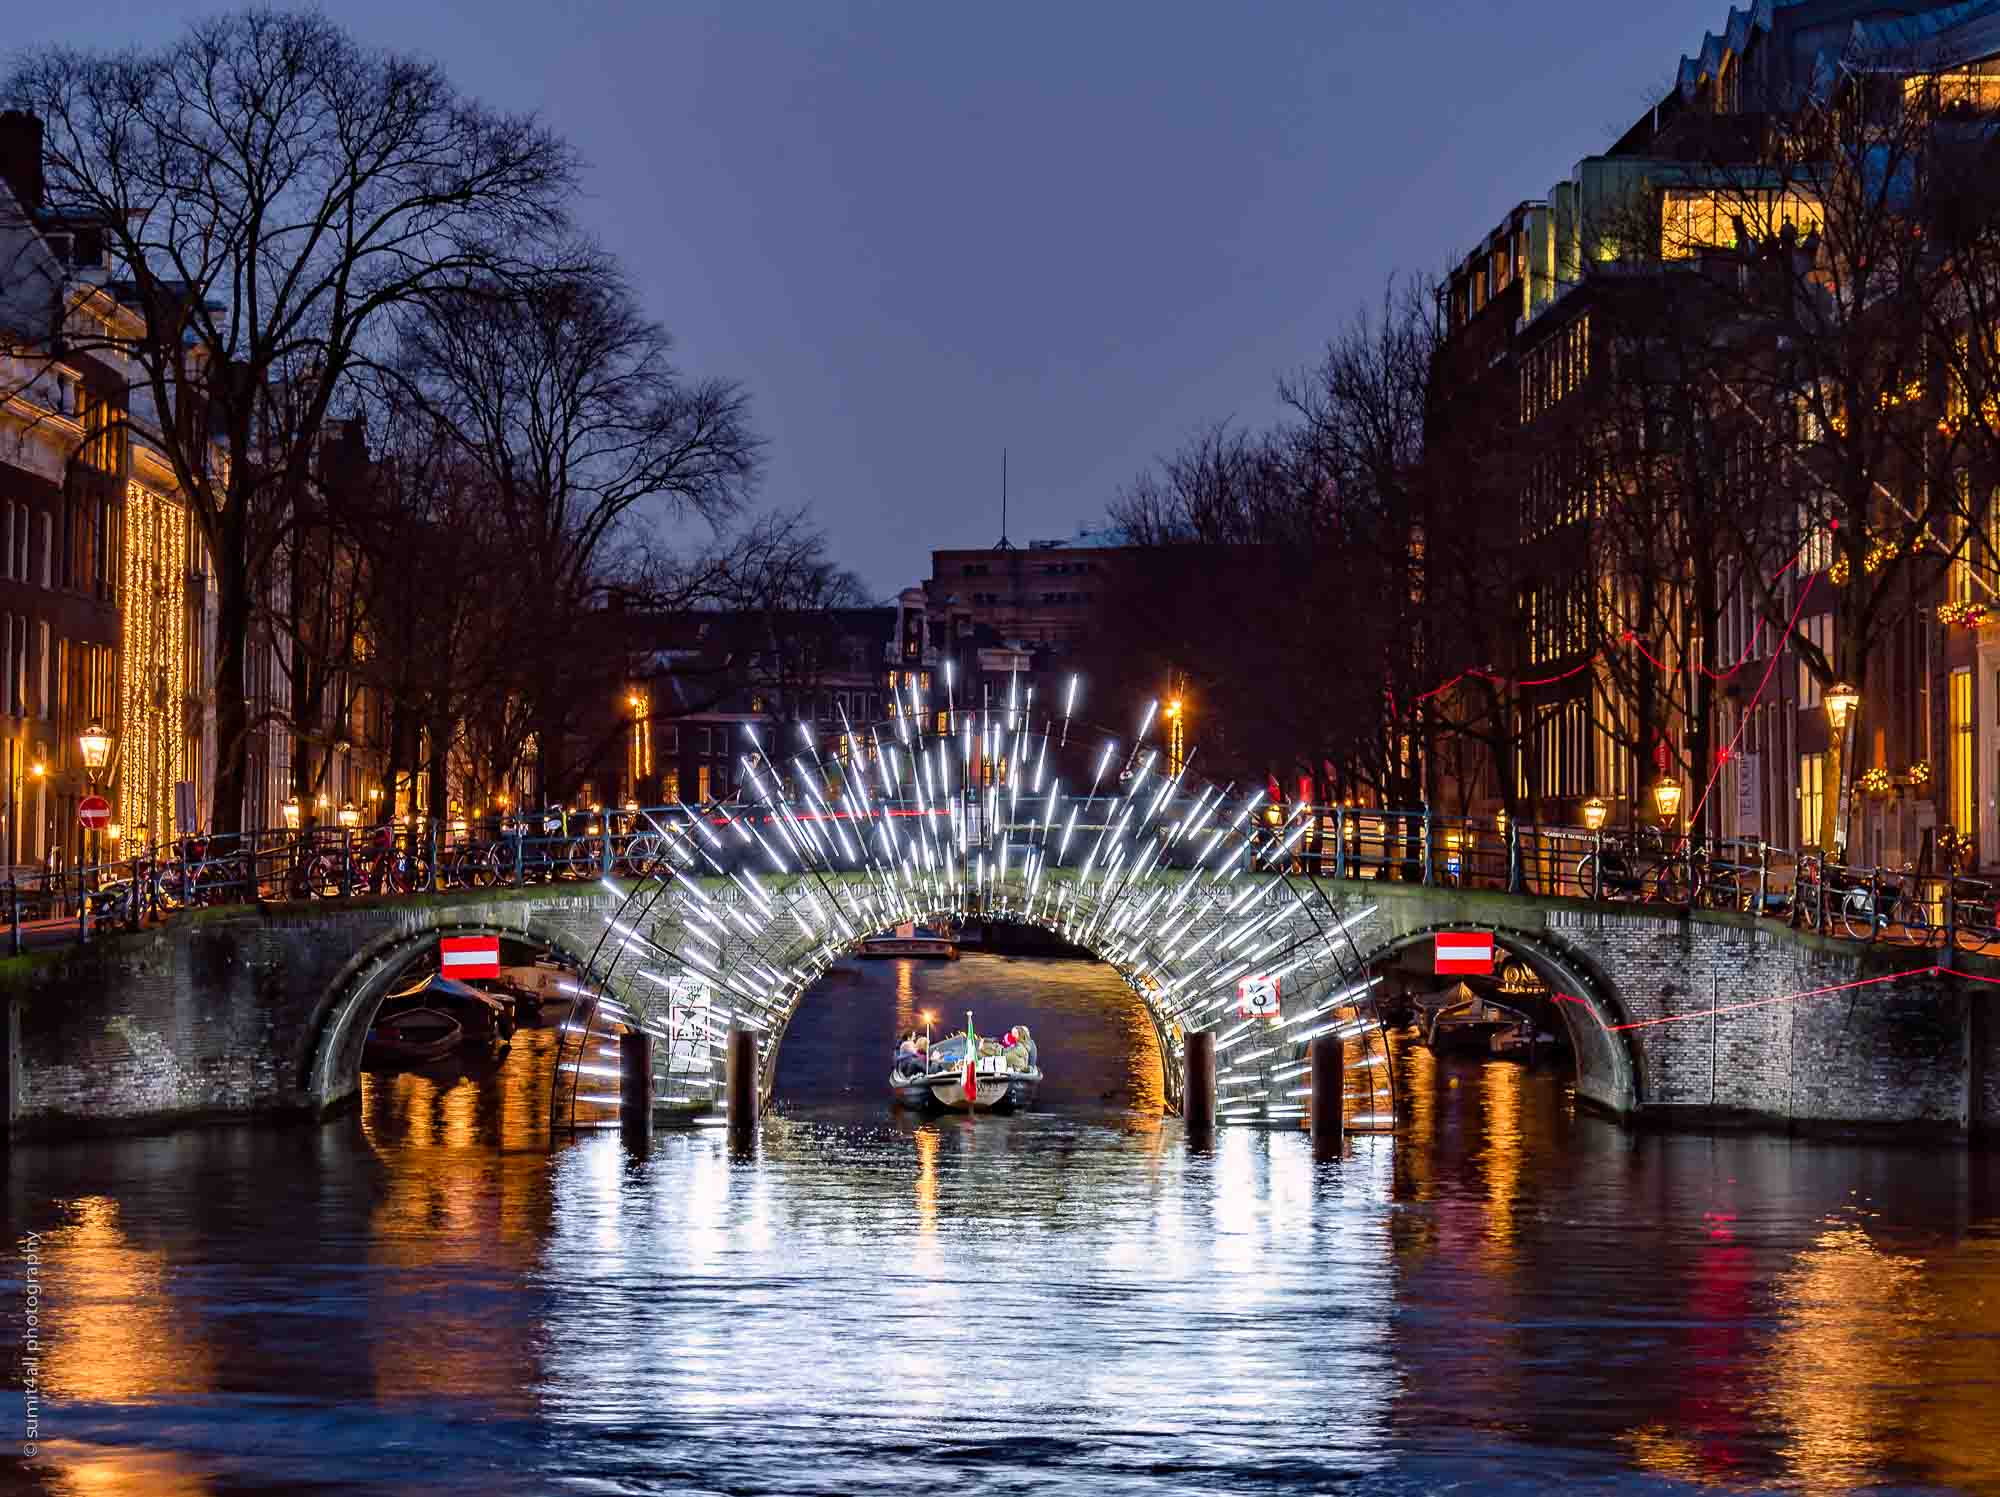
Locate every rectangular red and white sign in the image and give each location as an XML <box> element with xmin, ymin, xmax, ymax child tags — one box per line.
<box><xmin>1434</xmin><ymin>931</ymin><xmax>1494</xmax><ymax>975</ymax></box>
<box><xmin>1235</xmin><ymin>973</ymin><xmax>1281</xmax><ymax>1019</ymax></box>
<box><xmin>440</xmin><ymin>934</ymin><xmax>501</xmax><ymax>979</ymax></box>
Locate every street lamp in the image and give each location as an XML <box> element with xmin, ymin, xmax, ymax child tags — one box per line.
<box><xmin>78</xmin><ymin>722</ymin><xmax>112</xmax><ymax>782</ymax></box>
<box><xmin>337</xmin><ymin>801</ymin><xmax>360</xmax><ymax>829</ymax></box>
<box><xmin>1582</xmin><ymin>797</ymin><xmax>1609</xmax><ymax>832</ymax></box>
<box><xmin>1651</xmin><ymin>776</ymin><xmax>1684</xmax><ymax>825</ymax></box>
<box><xmin>107</xmin><ymin>822</ymin><xmax>121</xmax><ymax>843</ymax></box>
<box><xmin>1823</xmin><ymin>680</ymin><xmax>1860</xmax><ymax>853</ymax></box>
<box><xmin>281</xmin><ymin>796</ymin><xmax>301</xmax><ymax>831</ymax></box>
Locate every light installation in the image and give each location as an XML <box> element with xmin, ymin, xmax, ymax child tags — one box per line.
<box><xmin>553</xmin><ymin>675</ymin><xmax>1398</xmax><ymax>1132</ymax></box>
<box><xmin>120</xmin><ymin>482</ymin><xmax>190</xmax><ymax>843</ymax></box>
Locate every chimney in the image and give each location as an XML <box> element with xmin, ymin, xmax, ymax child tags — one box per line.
<box><xmin>0</xmin><ymin>111</ymin><xmax>44</xmax><ymax>217</ymax></box>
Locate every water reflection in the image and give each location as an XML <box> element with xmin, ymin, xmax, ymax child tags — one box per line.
<box><xmin>5</xmin><ymin>956</ymin><xmax>2000</xmax><ymax>1494</ymax></box>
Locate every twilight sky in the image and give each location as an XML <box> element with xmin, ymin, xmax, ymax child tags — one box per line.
<box><xmin>15</xmin><ymin>2</ymin><xmax>1733</xmax><ymax>595</ymax></box>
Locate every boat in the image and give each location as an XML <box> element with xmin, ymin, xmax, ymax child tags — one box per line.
<box><xmin>363</xmin><ymin>1006</ymin><xmax>464</xmax><ymax>1066</ymax></box>
<box><xmin>889</xmin><ymin>1015</ymin><xmax>1040</xmax><ymax>1110</ymax></box>
<box><xmin>1424</xmin><ymin>991</ymin><xmax>1531</xmax><ymax>1055</ymax></box>
<box><xmin>858</xmin><ymin>921</ymin><xmax>959</xmax><ymax>960</ymax></box>
<box><xmin>379</xmin><ymin>972</ymin><xmax>515</xmax><ymax>1045</ymax></box>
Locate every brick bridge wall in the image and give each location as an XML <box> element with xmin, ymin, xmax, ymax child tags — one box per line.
<box><xmin>1</xmin><ymin>875</ymin><xmax>1992</xmax><ymax>1143</ymax></box>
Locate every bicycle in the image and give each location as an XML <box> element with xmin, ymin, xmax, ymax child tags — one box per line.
<box><xmin>1836</xmin><ymin>863</ymin><xmax>1933</xmax><ymax>943</ymax></box>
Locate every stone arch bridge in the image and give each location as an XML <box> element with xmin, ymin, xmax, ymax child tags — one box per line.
<box><xmin>4</xmin><ymin>871</ymin><xmax>1990</xmax><ymax>1142</ymax></box>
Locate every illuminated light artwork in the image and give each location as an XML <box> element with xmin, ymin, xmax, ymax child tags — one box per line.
<box><xmin>551</xmin><ymin>680</ymin><xmax>1398</xmax><ymax>1131</ymax></box>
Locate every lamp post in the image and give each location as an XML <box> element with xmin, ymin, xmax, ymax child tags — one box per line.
<box><xmin>338</xmin><ymin>801</ymin><xmax>360</xmax><ymax>830</ymax></box>
<box><xmin>1582</xmin><ymin>797</ymin><xmax>1609</xmax><ymax>832</ymax></box>
<box><xmin>1824</xmin><ymin>680</ymin><xmax>1860</xmax><ymax>856</ymax></box>
<box><xmin>77</xmin><ymin>721</ymin><xmax>114</xmax><ymax>875</ymax></box>
<box><xmin>281</xmin><ymin>796</ymin><xmax>301</xmax><ymax>832</ymax></box>
<box><xmin>1651</xmin><ymin>775</ymin><xmax>1683</xmax><ymax>828</ymax></box>
<box><xmin>1164</xmin><ymin>695</ymin><xmax>1185</xmax><ymax>778</ymax></box>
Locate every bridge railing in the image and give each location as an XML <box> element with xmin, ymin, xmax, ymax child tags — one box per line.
<box><xmin>2</xmin><ymin>797</ymin><xmax>1979</xmax><ymax>955</ymax></box>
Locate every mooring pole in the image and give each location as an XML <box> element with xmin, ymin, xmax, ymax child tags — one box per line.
<box><xmin>620</xmin><ymin>1028</ymin><xmax>653</xmax><ymax>1148</ymax></box>
<box><xmin>1183</xmin><ymin>1028</ymin><xmax>1215</xmax><ymax>1130</ymax></box>
<box><xmin>726</xmin><ymin>1025</ymin><xmax>759</xmax><ymax>1140</ymax></box>
<box><xmin>1309</xmin><ymin>1032</ymin><xmax>1344</xmax><ymax>1147</ymax></box>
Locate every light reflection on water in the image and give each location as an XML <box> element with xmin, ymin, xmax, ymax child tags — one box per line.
<box><xmin>3</xmin><ymin>953</ymin><xmax>1999</xmax><ymax>1495</ymax></box>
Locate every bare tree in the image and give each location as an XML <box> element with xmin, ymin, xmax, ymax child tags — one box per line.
<box><xmin>395</xmin><ymin>252</ymin><xmax>759</xmax><ymax>799</ymax></box>
<box><xmin>4</xmin><ymin>9</ymin><xmax>579</xmax><ymax>830</ymax></box>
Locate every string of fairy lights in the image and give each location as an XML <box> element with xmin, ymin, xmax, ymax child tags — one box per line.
<box><xmin>553</xmin><ymin>669</ymin><xmax>1399</xmax><ymax>1131</ymax></box>
<box><xmin>118</xmin><ymin>480</ymin><xmax>190</xmax><ymax>847</ymax></box>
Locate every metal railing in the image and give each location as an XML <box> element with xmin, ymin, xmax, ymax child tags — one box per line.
<box><xmin>8</xmin><ymin>798</ymin><xmax>1991</xmax><ymax>955</ymax></box>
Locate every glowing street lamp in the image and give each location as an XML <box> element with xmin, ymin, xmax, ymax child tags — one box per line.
<box><xmin>1824</xmin><ymin>681</ymin><xmax>1860</xmax><ymax>732</ymax></box>
<box><xmin>337</xmin><ymin>801</ymin><xmax>360</xmax><ymax>829</ymax></box>
<box><xmin>1651</xmin><ymin>776</ymin><xmax>1684</xmax><ymax>825</ymax></box>
<box><xmin>281</xmin><ymin>796</ymin><xmax>302</xmax><ymax>831</ymax></box>
<box><xmin>78</xmin><ymin>721</ymin><xmax>112</xmax><ymax>782</ymax></box>
<box><xmin>1582</xmin><ymin>796</ymin><xmax>1609</xmax><ymax>832</ymax></box>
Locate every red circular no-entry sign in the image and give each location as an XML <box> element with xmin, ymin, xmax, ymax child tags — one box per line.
<box><xmin>78</xmin><ymin>794</ymin><xmax>111</xmax><ymax>830</ymax></box>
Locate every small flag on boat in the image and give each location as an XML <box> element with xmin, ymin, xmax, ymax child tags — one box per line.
<box><xmin>1433</xmin><ymin>931</ymin><xmax>1494</xmax><ymax>975</ymax></box>
<box><xmin>962</xmin><ymin>1013</ymin><xmax>978</xmax><ymax>1110</ymax></box>
<box><xmin>440</xmin><ymin>934</ymin><xmax>501</xmax><ymax>979</ymax></box>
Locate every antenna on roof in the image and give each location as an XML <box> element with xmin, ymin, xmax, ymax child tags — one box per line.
<box><xmin>996</xmin><ymin>447</ymin><xmax>1014</xmax><ymax>550</ymax></box>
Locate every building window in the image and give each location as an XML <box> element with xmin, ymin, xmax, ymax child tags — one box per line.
<box><xmin>1799</xmin><ymin>751</ymin><xmax>1825</xmax><ymax>848</ymax></box>
<box><xmin>662</xmin><ymin>768</ymin><xmax>680</xmax><ymax>801</ymax></box>
<box><xmin>1796</xmin><ymin>613</ymin><xmax>1831</xmax><ymax>708</ymax></box>
<box><xmin>697</xmin><ymin>764</ymin><xmax>711</xmax><ymax>802</ymax></box>
<box><xmin>1951</xmin><ymin>667</ymin><xmax>1975</xmax><ymax>835</ymax></box>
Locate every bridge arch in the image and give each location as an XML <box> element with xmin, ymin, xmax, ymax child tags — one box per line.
<box><xmin>1350</xmin><ymin>921</ymin><xmax>1639</xmax><ymax>1116</ymax></box>
<box><xmin>303</xmin><ymin>904</ymin><xmax>620</xmax><ymax>1112</ymax></box>
<box><xmin>546</xmin><ymin>703</ymin><xmax>1409</xmax><ymax>1132</ymax></box>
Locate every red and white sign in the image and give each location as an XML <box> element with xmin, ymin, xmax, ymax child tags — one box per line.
<box><xmin>1434</xmin><ymin>931</ymin><xmax>1495</xmax><ymax>975</ymax></box>
<box><xmin>440</xmin><ymin>934</ymin><xmax>501</xmax><ymax>979</ymax></box>
<box><xmin>1235</xmin><ymin>973</ymin><xmax>1282</xmax><ymax>1019</ymax></box>
<box><xmin>78</xmin><ymin>794</ymin><xmax>111</xmax><ymax>830</ymax></box>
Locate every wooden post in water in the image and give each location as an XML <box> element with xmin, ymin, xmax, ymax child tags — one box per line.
<box><xmin>726</xmin><ymin>1026</ymin><xmax>759</xmax><ymax>1139</ymax></box>
<box><xmin>620</xmin><ymin>1029</ymin><xmax>653</xmax><ymax>1148</ymax></box>
<box><xmin>1183</xmin><ymin>1029</ymin><xmax>1215</xmax><ymax>1130</ymax></box>
<box><xmin>1309</xmin><ymin>1033</ymin><xmax>1344</xmax><ymax>1146</ymax></box>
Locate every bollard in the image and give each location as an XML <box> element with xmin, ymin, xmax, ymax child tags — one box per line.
<box><xmin>1309</xmin><ymin>1032</ymin><xmax>1344</xmax><ymax>1147</ymax></box>
<box><xmin>726</xmin><ymin>1026</ymin><xmax>759</xmax><ymax>1139</ymax></box>
<box><xmin>621</xmin><ymin>1029</ymin><xmax>653</xmax><ymax>1148</ymax></box>
<box><xmin>1183</xmin><ymin>1029</ymin><xmax>1215</xmax><ymax>1131</ymax></box>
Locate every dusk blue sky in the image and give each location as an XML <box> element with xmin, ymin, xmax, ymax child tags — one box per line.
<box><xmin>15</xmin><ymin>3</ymin><xmax>1733</xmax><ymax>594</ymax></box>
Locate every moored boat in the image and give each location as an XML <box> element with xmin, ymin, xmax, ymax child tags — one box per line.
<box><xmin>1424</xmin><ymin>993</ymin><xmax>1530</xmax><ymax>1056</ymax></box>
<box><xmin>363</xmin><ymin>1006</ymin><xmax>463</xmax><ymax>1066</ymax></box>
<box><xmin>889</xmin><ymin>1013</ymin><xmax>1040</xmax><ymax>1110</ymax></box>
<box><xmin>380</xmin><ymin>972</ymin><xmax>516</xmax><ymax>1045</ymax></box>
<box><xmin>858</xmin><ymin>921</ymin><xmax>959</xmax><ymax>959</ymax></box>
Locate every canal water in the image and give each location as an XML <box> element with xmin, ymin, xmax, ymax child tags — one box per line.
<box><xmin>6</xmin><ymin>952</ymin><xmax>2000</xmax><ymax>1495</ymax></box>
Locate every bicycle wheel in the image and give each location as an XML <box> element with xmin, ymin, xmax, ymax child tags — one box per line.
<box><xmin>1894</xmin><ymin>895</ymin><xmax>1932</xmax><ymax>943</ymax></box>
<box><xmin>302</xmin><ymin>855</ymin><xmax>344</xmax><ymax>899</ymax></box>
<box><xmin>1646</xmin><ymin>860</ymin><xmax>1693</xmax><ymax>905</ymax></box>
<box><xmin>1699</xmin><ymin>870</ymin><xmax>1743</xmax><ymax>912</ymax></box>
<box><xmin>1840</xmin><ymin>889</ymin><xmax>1877</xmax><ymax>941</ymax></box>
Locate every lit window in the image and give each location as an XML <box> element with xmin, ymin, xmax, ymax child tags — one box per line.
<box><xmin>1951</xmin><ymin>667</ymin><xmax>1975</xmax><ymax>834</ymax></box>
<box><xmin>1799</xmin><ymin>752</ymin><xmax>1824</xmax><ymax>848</ymax></box>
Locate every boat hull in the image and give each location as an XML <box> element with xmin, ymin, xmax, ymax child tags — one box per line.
<box><xmin>889</xmin><ymin>1070</ymin><xmax>1040</xmax><ymax>1111</ymax></box>
<box><xmin>857</xmin><ymin>939</ymin><xmax>959</xmax><ymax>959</ymax></box>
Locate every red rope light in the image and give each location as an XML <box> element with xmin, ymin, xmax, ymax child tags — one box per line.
<box><xmin>1553</xmin><ymin>962</ymin><xmax>2000</xmax><ymax>1034</ymax></box>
